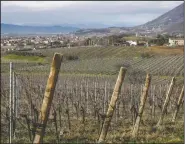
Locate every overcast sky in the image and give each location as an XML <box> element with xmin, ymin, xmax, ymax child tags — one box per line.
<box><xmin>1</xmin><ymin>1</ymin><xmax>184</xmax><ymax>28</ymax></box>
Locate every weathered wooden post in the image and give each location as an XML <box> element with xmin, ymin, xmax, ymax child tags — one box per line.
<box><xmin>152</xmin><ymin>85</ymin><xmax>156</xmax><ymax>120</ymax></box>
<box><xmin>104</xmin><ymin>81</ymin><xmax>107</xmax><ymax>114</ymax></box>
<box><xmin>86</xmin><ymin>81</ymin><xmax>89</xmax><ymax>113</ymax></box>
<box><xmin>172</xmin><ymin>86</ymin><xmax>184</xmax><ymax>122</ymax></box>
<box><xmin>156</xmin><ymin>77</ymin><xmax>175</xmax><ymax>127</ymax></box>
<box><xmin>131</xmin><ymin>74</ymin><xmax>151</xmax><ymax>139</ymax></box>
<box><xmin>130</xmin><ymin>84</ymin><xmax>134</xmax><ymax>125</ymax></box>
<box><xmin>33</xmin><ymin>53</ymin><xmax>63</xmax><ymax>144</ymax></box>
<box><xmin>66</xmin><ymin>96</ymin><xmax>71</xmax><ymax>130</ymax></box>
<box><xmin>9</xmin><ymin>62</ymin><xmax>13</xmax><ymax>144</ymax></box>
<box><xmin>98</xmin><ymin>67</ymin><xmax>127</xmax><ymax>143</ymax></box>
<box><xmin>12</xmin><ymin>71</ymin><xmax>16</xmax><ymax>139</ymax></box>
<box><xmin>15</xmin><ymin>75</ymin><xmax>18</xmax><ymax>118</ymax></box>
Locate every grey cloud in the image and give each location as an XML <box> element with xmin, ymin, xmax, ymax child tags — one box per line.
<box><xmin>1</xmin><ymin>1</ymin><xmax>183</xmax><ymax>27</ymax></box>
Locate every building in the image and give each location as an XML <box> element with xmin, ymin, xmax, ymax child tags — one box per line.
<box><xmin>169</xmin><ymin>38</ymin><xmax>184</xmax><ymax>46</ymax></box>
<box><xmin>43</xmin><ymin>40</ymin><xmax>49</xmax><ymax>44</ymax></box>
<box><xmin>126</xmin><ymin>40</ymin><xmax>137</xmax><ymax>46</ymax></box>
<box><xmin>6</xmin><ymin>43</ymin><xmax>12</xmax><ymax>46</ymax></box>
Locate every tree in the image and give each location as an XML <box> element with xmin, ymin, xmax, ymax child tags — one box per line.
<box><xmin>53</xmin><ymin>41</ymin><xmax>61</xmax><ymax>46</ymax></box>
<box><xmin>156</xmin><ymin>34</ymin><xmax>165</xmax><ymax>46</ymax></box>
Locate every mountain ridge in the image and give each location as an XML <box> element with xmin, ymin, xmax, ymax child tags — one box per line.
<box><xmin>137</xmin><ymin>2</ymin><xmax>184</xmax><ymax>33</ymax></box>
<box><xmin>75</xmin><ymin>2</ymin><xmax>184</xmax><ymax>36</ymax></box>
<box><xmin>1</xmin><ymin>23</ymin><xmax>80</xmax><ymax>34</ymax></box>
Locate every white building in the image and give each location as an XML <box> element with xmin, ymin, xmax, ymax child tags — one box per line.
<box><xmin>169</xmin><ymin>38</ymin><xmax>184</xmax><ymax>46</ymax></box>
<box><xmin>43</xmin><ymin>41</ymin><xmax>49</xmax><ymax>44</ymax></box>
<box><xmin>30</xmin><ymin>39</ymin><xmax>35</xmax><ymax>43</ymax></box>
<box><xmin>6</xmin><ymin>43</ymin><xmax>12</xmax><ymax>46</ymax></box>
<box><xmin>126</xmin><ymin>40</ymin><xmax>137</xmax><ymax>46</ymax></box>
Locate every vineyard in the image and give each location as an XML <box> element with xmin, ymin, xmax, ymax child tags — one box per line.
<box><xmin>1</xmin><ymin>55</ymin><xmax>184</xmax><ymax>76</ymax></box>
<box><xmin>1</xmin><ymin>46</ymin><xmax>184</xmax><ymax>143</ymax></box>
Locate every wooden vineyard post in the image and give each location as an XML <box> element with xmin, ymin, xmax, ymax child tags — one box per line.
<box><xmin>86</xmin><ymin>80</ymin><xmax>89</xmax><ymax>113</ymax></box>
<box><xmin>12</xmin><ymin>71</ymin><xmax>16</xmax><ymax>139</ymax></box>
<box><xmin>33</xmin><ymin>53</ymin><xmax>63</xmax><ymax>144</ymax></box>
<box><xmin>130</xmin><ymin>84</ymin><xmax>134</xmax><ymax>126</ymax></box>
<box><xmin>98</xmin><ymin>67</ymin><xmax>127</xmax><ymax>143</ymax></box>
<box><xmin>66</xmin><ymin>96</ymin><xmax>71</xmax><ymax>130</ymax></box>
<box><xmin>152</xmin><ymin>85</ymin><xmax>156</xmax><ymax>121</ymax></box>
<box><xmin>94</xmin><ymin>81</ymin><xmax>97</xmax><ymax>119</ymax></box>
<box><xmin>95</xmin><ymin>81</ymin><xmax>97</xmax><ymax>104</ymax></box>
<box><xmin>80</xmin><ymin>82</ymin><xmax>83</xmax><ymax>107</ymax></box>
<box><xmin>156</xmin><ymin>77</ymin><xmax>175</xmax><ymax>127</ymax></box>
<box><xmin>104</xmin><ymin>81</ymin><xmax>107</xmax><ymax>114</ymax></box>
<box><xmin>9</xmin><ymin>62</ymin><xmax>13</xmax><ymax>144</ymax></box>
<box><xmin>131</xmin><ymin>74</ymin><xmax>151</xmax><ymax>139</ymax></box>
<box><xmin>172</xmin><ymin>86</ymin><xmax>184</xmax><ymax>122</ymax></box>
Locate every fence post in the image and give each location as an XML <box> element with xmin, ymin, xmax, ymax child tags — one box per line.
<box><xmin>12</xmin><ymin>71</ymin><xmax>16</xmax><ymax>139</ymax></box>
<box><xmin>15</xmin><ymin>75</ymin><xmax>18</xmax><ymax>118</ymax></box>
<box><xmin>9</xmin><ymin>62</ymin><xmax>13</xmax><ymax>144</ymax></box>
<box><xmin>172</xmin><ymin>86</ymin><xmax>184</xmax><ymax>122</ymax></box>
<box><xmin>86</xmin><ymin>80</ymin><xmax>89</xmax><ymax>113</ymax></box>
<box><xmin>156</xmin><ymin>77</ymin><xmax>175</xmax><ymax>127</ymax></box>
<box><xmin>104</xmin><ymin>81</ymin><xmax>107</xmax><ymax>114</ymax></box>
<box><xmin>152</xmin><ymin>85</ymin><xmax>156</xmax><ymax>120</ymax></box>
<box><xmin>33</xmin><ymin>53</ymin><xmax>63</xmax><ymax>144</ymax></box>
<box><xmin>98</xmin><ymin>67</ymin><xmax>127</xmax><ymax>143</ymax></box>
<box><xmin>131</xmin><ymin>74</ymin><xmax>151</xmax><ymax>139</ymax></box>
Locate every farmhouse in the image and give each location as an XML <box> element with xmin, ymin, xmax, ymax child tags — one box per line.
<box><xmin>6</xmin><ymin>43</ymin><xmax>12</xmax><ymax>46</ymax></box>
<box><xmin>43</xmin><ymin>40</ymin><xmax>49</xmax><ymax>44</ymax></box>
<box><xmin>126</xmin><ymin>40</ymin><xmax>137</xmax><ymax>46</ymax></box>
<box><xmin>169</xmin><ymin>38</ymin><xmax>184</xmax><ymax>46</ymax></box>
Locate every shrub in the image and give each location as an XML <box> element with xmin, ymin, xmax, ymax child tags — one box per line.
<box><xmin>140</xmin><ymin>52</ymin><xmax>151</xmax><ymax>59</ymax></box>
<box><xmin>5</xmin><ymin>51</ymin><xmax>46</xmax><ymax>57</ymax></box>
<box><xmin>65</xmin><ymin>55</ymin><xmax>79</xmax><ymax>61</ymax></box>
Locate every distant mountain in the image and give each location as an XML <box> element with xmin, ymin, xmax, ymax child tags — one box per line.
<box><xmin>1</xmin><ymin>23</ymin><xmax>80</xmax><ymax>34</ymax></box>
<box><xmin>137</xmin><ymin>3</ymin><xmax>184</xmax><ymax>33</ymax></box>
<box><xmin>62</xmin><ymin>23</ymin><xmax>113</xmax><ymax>29</ymax></box>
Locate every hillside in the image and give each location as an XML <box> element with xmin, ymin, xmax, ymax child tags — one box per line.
<box><xmin>1</xmin><ymin>23</ymin><xmax>80</xmax><ymax>34</ymax></box>
<box><xmin>164</xmin><ymin>21</ymin><xmax>184</xmax><ymax>34</ymax></box>
<box><xmin>138</xmin><ymin>3</ymin><xmax>184</xmax><ymax>33</ymax></box>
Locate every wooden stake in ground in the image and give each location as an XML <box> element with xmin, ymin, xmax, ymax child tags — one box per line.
<box><xmin>152</xmin><ymin>85</ymin><xmax>156</xmax><ymax>121</ymax></box>
<box><xmin>33</xmin><ymin>53</ymin><xmax>63</xmax><ymax>144</ymax></box>
<box><xmin>172</xmin><ymin>86</ymin><xmax>184</xmax><ymax>122</ymax></box>
<box><xmin>98</xmin><ymin>67</ymin><xmax>127</xmax><ymax>143</ymax></box>
<box><xmin>12</xmin><ymin>72</ymin><xmax>16</xmax><ymax>139</ymax></box>
<box><xmin>131</xmin><ymin>74</ymin><xmax>151</xmax><ymax>139</ymax></box>
<box><xmin>9</xmin><ymin>62</ymin><xmax>13</xmax><ymax>144</ymax></box>
<box><xmin>156</xmin><ymin>77</ymin><xmax>175</xmax><ymax>127</ymax></box>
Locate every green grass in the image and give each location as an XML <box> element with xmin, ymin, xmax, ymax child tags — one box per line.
<box><xmin>2</xmin><ymin>54</ymin><xmax>46</xmax><ymax>63</ymax></box>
